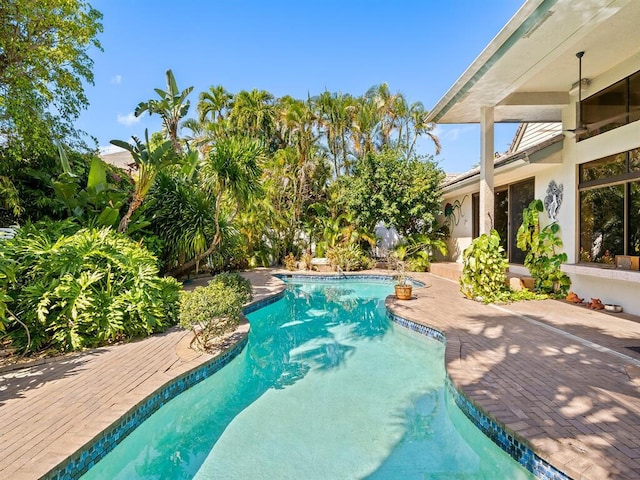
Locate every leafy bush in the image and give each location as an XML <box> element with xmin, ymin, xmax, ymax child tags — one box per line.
<box><xmin>210</xmin><ymin>272</ymin><xmax>252</xmax><ymax>304</ymax></box>
<box><xmin>460</xmin><ymin>230</ymin><xmax>510</xmax><ymax>303</ymax></box>
<box><xmin>301</xmin><ymin>251</ymin><xmax>312</xmax><ymax>270</ymax></box>
<box><xmin>342</xmin><ymin>148</ymin><xmax>445</xmax><ymax>236</ymax></box>
<box><xmin>0</xmin><ymin>222</ymin><xmax>181</xmax><ymax>353</ymax></box>
<box><xmin>460</xmin><ymin>229</ymin><xmax>548</xmax><ymax>303</ymax></box>
<box><xmin>326</xmin><ymin>244</ymin><xmax>374</xmax><ymax>271</ymax></box>
<box><xmin>516</xmin><ymin>199</ymin><xmax>571</xmax><ymax>296</ymax></box>
<box><xmin>406</xmin><ymin>252</ymin><xmax>431</xmax><ymax>272</ymax></box>
<box><xmin>179</xmin><ymin>273</ymin><xmax>253</xmax><ymax>349</ymax></box>
<box><xmin>393</xmin><ymin>231</ymin><xmax>449</xmax><ymax>272</ymax></box>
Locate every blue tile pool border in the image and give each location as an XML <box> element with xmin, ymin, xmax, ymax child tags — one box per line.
<box><xmin>275</xmin><ymin>272</ymin><xmax>425</xmax><ymax>287</ymax></box>
<box><xmin>43</xmin><ymin>290</ymin><xmax>286</xmax><ymax>480</ymax></box>
<box><xmin>387</xmin><ymin>311</ymin><xmax>570</xmax><ymax>480</ymax></box>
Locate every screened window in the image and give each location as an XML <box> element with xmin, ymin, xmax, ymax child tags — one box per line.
<box><xmin>579</xmin><ymin>149</ymin><xmax>640</xmax><ymax>264</ymax></box>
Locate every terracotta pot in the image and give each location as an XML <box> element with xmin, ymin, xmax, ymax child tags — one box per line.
<box><xmin>395</xmin><ymin>284</ymin><xmax>412</xmax><ymax>300</ymax></box>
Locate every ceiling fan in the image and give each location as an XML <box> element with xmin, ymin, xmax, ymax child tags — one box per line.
<box><xmin>565</xmin><ymin>51</ymin><xmax>588</xmax><ymax>135</ymax></box>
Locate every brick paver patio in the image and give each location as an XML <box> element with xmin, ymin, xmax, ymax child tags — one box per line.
<box><xmin>0</xmin><ymin>269</ymin><xmax>638</xmax><ymax>479</ymax></box>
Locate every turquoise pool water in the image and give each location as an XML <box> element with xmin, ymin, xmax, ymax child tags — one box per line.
<box><xmin>82</xmin><ymin>278</ymin><xmax>534</xmax><ymax>479</ymax></box>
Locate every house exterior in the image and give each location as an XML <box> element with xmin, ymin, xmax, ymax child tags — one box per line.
<box><xmin>99</xmin><ymin>145</ymin><xmax>134</xmax><ymax>172</ymax></box>
<box><xmin>427</xmin><ymin>0</ymin><xmax>640</xmax><ymax>315</ymax></box>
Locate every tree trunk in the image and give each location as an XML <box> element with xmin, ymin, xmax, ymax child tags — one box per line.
<box><xmin>168</xmin><ymin>190</ymin><xmax>225</xmax><ymax>278</ymax></box>
<box><xmin>117</xmin><ymin>195</ymin><xmax>143</xmax><ymax>233</ymax></box>
<box><xmin>168</xmin><ymin>232</ymin><xmax>220</xmax><ymax>278</ymax></box>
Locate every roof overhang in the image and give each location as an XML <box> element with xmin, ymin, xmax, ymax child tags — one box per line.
<box><xmin>442</xmin><ymin>133</ymin><xmax>564</xmax><ymax>193</ymax></box>
<box><xmin>427</xmin><ymin>0</ymin><xmax>640</xmax><ymax>124</ymax></box>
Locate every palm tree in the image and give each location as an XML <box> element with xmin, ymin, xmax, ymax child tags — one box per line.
<box><xmin>365</xmin><ymin>83</ymin><xmax>400</xmax><ymax>145</ymax></box>
<box><xmin>408</xmin><ymin>102</ymin><xmax>441</xmax><ymax>157</ymax></box>
<box><xmin>198</xmin><ymin>85</ymin><xmax>232</xmax><ymax>124</ymax></box>
<box><xmin>134</xmin><ymin>69</ymin><xmax>193</xmax><ymax>154</ymax></box>
<box><xmin>316</xmin><ymin>91</ymin><xmax>354</xmax><ymax>177</ymax></box>
<box><xmin>169</xmin><ymin>136</ymin><xmax>264</xmax><ymax>277</ymax></box>
<box><xmin>349</xmin><ymin>97</ymin><xmax>381</xmax><ymax>157</ymax></box>
<box><xmin>229</xmin><ymin>89</ymin><xmax>276</xmax><ymax>140</ymax></box>
<box><xmin>110</xmin><ymin>130</ymin><xmax>179</xmax><ymax>233</ymax></box>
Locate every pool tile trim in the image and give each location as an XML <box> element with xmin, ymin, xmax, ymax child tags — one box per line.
<box><xmin>387</xmin><ymin>311</ymin><xmax>570</xmax><ymax>480</ymax></box>
<box><xmin>275</xmin><ymin>272</ymin><xmax>425</xmax><ymax>287</ymax></box>
<box><xmin>43</xmin><ymin>291</ymin><xmax>285</xmax><ymax>480</ymax></box>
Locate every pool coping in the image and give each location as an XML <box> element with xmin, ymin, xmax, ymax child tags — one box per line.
<box><xmin>43</xmin><ymin>273</ymin><xmax>565</xmax><ymax>480</ymax></box>
<box><xmin>387</xmin><ymin>311</ymin><xmax>569</xmax><ymax>480</ymax></box>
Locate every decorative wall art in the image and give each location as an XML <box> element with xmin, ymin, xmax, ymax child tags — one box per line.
<box><xmin>544</xmin><ymin>180</ymin><xmax>563</xmax><ymax>221</ymax></box>
<box><xmin>444</xmin><ymin>195</ymin><xmax>467</xmax><ymax>229</ymax></box>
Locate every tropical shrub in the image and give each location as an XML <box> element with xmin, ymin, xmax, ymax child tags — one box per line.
<box><xmin>516</xmin><ymin>199</ymin><xmax>571</xmax><ymax>296</ymax></box>
<box><xmin>0</xmin><ymin>222</ymin><xmax>181</xmax><ymax>353</ymax></box>
<box><xmin>283</xmin><ymin>253</ymin><xmax>297</xmax><ymax>271</ymax></box>
<box><xmin>210</xmin><ymin>272</ymin><xmax>253</xmax><ymax>303</ymax></box>
<box><xmin>301</xmin><ymin>251</ymin><xmax>312</xmax><ymax>270</ymax></box>
<box><xmin>393</xmin><ymin>231</ymin><xmax>448</xmax><ymax>272</ymax></box>
<box><xmin>460</xmin><ymin>230</ymin><xmax>510</xmax><ymax>303</ymax></box>
<box><xmin>179</xmin><ymin>273</ymin><xmax>253</xmax><ymax>350</ymax></box>
<box><xmin>406</xmin><ymin>252</ymin><xmax>431</xmax><ymax>272</ymax></box>
<box><xmin>326</xmin><ymin>244</ymin><xmax>374</xmax><ymax>271</ymax></box>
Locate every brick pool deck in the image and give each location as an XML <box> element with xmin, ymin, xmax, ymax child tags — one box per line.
<box><xmin>1</xmin><ymin>269</ymin><xmax>639</xmax><ymax>479</ymax></box>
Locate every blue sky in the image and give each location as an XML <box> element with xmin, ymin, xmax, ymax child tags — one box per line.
<box><xmin>77</xmin><ymin>0</ymin><xmax>524</xmax><ymax>174</ymax></box>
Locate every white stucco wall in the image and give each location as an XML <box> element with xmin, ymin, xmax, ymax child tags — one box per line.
<box><xmin>441</xmin><ymin>193</ymin><xmax>474</xmax><ymax>261</ymax></box>
<box><xmin>374</xmin><ymin>222</ymin><xmax>400</xmax><ymax>257</ymax></box>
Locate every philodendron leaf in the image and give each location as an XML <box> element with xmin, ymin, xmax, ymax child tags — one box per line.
<box><xmin>95</xmin><ymin>207</ymin><xmax>120</xmax><ymax>227</ymax></box>
<box><xmin>87</xmin><ymin>157</ymin><xmax>107</xmax><ymax>189</ymax></box>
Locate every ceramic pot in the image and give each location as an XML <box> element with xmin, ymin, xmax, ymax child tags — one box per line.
<box><xmin>395</xmin><ymin>284</ymin><xmax>412</xmax><ymax>300</ymax></box>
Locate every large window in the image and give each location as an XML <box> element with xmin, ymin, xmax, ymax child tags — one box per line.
<box><xmin>579</xmin><ymin>148</ymin><xmax>640</xmax><ymax>263</ymax></box>
<box><xmin>579</xmin><ymin>69</ymin><xmax>640</xmax><ymax>141</ymax></box>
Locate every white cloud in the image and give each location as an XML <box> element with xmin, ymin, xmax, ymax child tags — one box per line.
<box><xmin>117</xmin><ymin>112</ymin><xmax>141</xmax><ymax>126</ymax></box>
<box><xmin>111</xmin><ymin>74</ymin><xmax>122</xmax><ymax>84</ymax></box>
<box><xmin>440</xmin><ymin>125</ymin><xmax>475</xmax><ymax>141</ymax></box>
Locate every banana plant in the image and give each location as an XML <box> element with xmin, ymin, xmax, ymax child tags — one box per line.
<box><xmin>110</xmin><ymin>130</ymin><xmax>179</xmax><ymax>233</ymax></box>
<box><xmin>134</xmin><ymin>69</ymin><xmax>193</xmax><ymax>154</ymax></box>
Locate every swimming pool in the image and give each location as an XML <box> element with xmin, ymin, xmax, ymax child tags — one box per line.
<box><xmin>81</xmin><ymin>277</ymin><xmax>534</xmax><ymax>479</ymax></box>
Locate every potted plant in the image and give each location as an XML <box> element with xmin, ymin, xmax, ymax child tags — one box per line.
<box><xmin>394</xmin><ymin>259</ymin><xmax>413</xmax><ymax>300</ymax></box>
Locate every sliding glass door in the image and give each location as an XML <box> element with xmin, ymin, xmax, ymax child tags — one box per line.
<box><xmin>471</xmin><ymin>178</ymin><xmax>534</xmax><ymax>264</ymax></box>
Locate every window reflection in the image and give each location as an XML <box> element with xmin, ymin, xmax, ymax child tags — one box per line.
<box><xmin>631</xmin><ymin>182</ymin><xmax>640</xmax><ymax>256</ymax></box>
<box><xmin>579</xmin><ymin>185</ymin><xmax>624</xmax><ymax>264</ymax></box>
<box><xmin>630</xmin><ymin>72</ymin><xmax>640</xmax><ymax>124</ymax></box>
<box><xmin>631</xmin><ymin>148</ymin><xmax>640</xmax><ymax>172</ymax></box>
<box><xmin>494</xmin><ymin>190</ymin><xmax>508</xmax><ymax>254</ymax></box>
<box><xmin>578</xmin><ymin>69</ymin><xmax>640</xmax><ymax>141</ymax></box>
<box><xmin>579</xmin><ymin>152</ymin><xmax>626</xmax><ymax>183</ymax></box>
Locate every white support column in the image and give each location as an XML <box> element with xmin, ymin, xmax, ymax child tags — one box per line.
<box><xmin>479</xmin><ymin>106</ymin><xmax>495</xmax><ymax>235</ymax></box>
